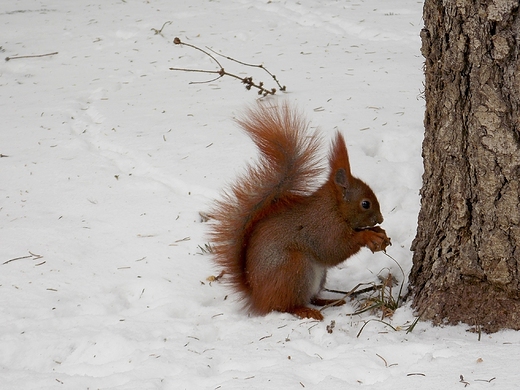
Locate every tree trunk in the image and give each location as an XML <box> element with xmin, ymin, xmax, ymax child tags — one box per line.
<box><xmin>410</xmin><ymin>0</ymin><xmax>520</xmax><ymax>333</ymax></box>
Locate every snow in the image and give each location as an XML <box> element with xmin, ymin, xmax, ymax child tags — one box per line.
<box><xmin>1</xmin><ymin>0</ymin><xmax>519</xmax><ymax>389</ymax></box>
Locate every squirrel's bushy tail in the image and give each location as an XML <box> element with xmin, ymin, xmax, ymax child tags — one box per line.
<box><xmin>209</xmin><ymin>102</ymin><xmax>323</xmax><ymax>297</ymax></box>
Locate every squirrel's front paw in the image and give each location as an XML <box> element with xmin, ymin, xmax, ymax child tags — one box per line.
<box><xmin>364</xmin><ymin>227</ymin><xmax>391</xmax><ymax>253</ymax></box>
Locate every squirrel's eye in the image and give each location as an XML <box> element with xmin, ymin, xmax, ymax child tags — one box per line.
<box><xmin>361</xmin><ymin>200</ymin><xmax>371</xmax><ymax>210</ymax></box>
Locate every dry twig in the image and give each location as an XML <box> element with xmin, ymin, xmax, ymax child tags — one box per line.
<box><xmin>3</xmin><ymin>251</ymin><xmax>43</xmax><ymax>265</ymax></box>
<box><xmin>459</xmin><ymin>375</ymin><xmax>470</xmax><ymax>387</ymax></box>
<box><xmin>5</xmin><ymin>52</ymin><xmax>58</xmax><ymax>61</ymax></box>
<box><xmin>170</xmin><ymin>37</ymin><xmax>286</xmax><ymax>96</ymax></box>
<box><xmin>151</xmin><ymin>21</ymin><xmax>172</xmax><ymax>36</ymax></box>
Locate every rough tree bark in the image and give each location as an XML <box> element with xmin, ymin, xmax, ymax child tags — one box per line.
<box><xmin>410</xmin><ymin>0</ymin><xmax>520</xmax><ymax>333</ymax></box>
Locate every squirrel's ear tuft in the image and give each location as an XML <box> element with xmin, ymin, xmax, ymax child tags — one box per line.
<box><xmin>329</xmin><ymin>132</ymin><xmax>352</xmax><ymax>181</ymax></box>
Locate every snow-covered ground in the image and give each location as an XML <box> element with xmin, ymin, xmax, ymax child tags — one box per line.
<box><xmin>1</xmin><ymin>1</ymin><xmax>519</xmax><ymax>389</ymax></box>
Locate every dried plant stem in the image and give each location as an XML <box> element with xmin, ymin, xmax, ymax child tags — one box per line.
<box><xmin>324</xmin><ymin>283</ymin><xmax>381</xmax><ymax>298</ymax></box>
<box><xmin>5</xmin><ymin>52</ymin><xmax>58</xmax><ymax>61</ymax></box>
<box><xmin>206</xmin><ymin>46</ymin><xmax>286</xmax><ymax>92</ymax></box>
<box><xmin>320</xmin><ymin>283</ymin><xmax>380</xmax><ymax>312</ymax></box>
<box><xmin>3</xmin><ymin>251</ymin><xmax>43</xmax><ymax>265</ymax></box>
<box><xmin>170</xmin><ymin>37</ymin><xmax>285</xmax><ymax>96</ymax></box>
<box><xmin>151</xmin><ymin>21</ymin><xmax>172</xmax><ymax>36</ymax></box>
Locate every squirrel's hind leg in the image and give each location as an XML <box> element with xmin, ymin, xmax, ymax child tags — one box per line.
<box><xmin>281</xmin><ymin>297</ymin><xmax>345</xmax><ymax>321</ymax></box>
<box><xmin>286</xmin><ymin>306</ymin><xmax>324</xmax><ymax>321</ymax></box>
<box><xmin>247</xmin><ymin>249</ymin><xmax>323</xmax><ymax>318</ymax></box>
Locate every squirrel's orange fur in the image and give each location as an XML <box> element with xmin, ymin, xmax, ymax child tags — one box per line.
<box><xmin>210</xmin><ymin>103</ymin><xmax>391</xmax><ymax>320</ymax></box>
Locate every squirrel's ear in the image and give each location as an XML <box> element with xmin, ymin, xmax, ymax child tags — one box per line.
<box><xmin>334</xmin><ymin>167</ymin><xmax>356</xmax><ymax>202</ymax></box>
<box><xmin>334</xmin><ymin>168</ymin><xmax>348</xmax><ymax>188</ymax></box>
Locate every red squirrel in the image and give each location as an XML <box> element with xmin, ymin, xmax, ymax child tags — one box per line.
<box><xmin>210</xmin><ymin>102</ymin><xmax>391</xmax><ymax>320</ymax></box>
